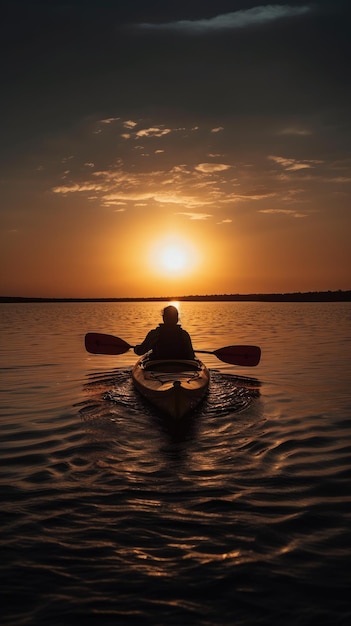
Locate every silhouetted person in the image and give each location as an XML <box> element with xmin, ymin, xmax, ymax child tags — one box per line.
<box><xmin>134</xmin><ymin>305</ymin><xmax>195</xmax><ymax>360</ymax></box>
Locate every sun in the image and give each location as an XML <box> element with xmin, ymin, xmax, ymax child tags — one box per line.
<box><xmin>160</xmin><ymin>245</ymin><xmax>188</xmax><ymax>273</ymax></box>
<box><xmin>149</xmin><ymin>236</ymin><xmax>199</xmax><ymax>277</ymax></box>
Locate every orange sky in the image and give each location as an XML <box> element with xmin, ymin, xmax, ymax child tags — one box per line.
<box><xmin>1</xmin><ymin>2</ymin><xmax>350</xmax><ymax>298</ymax></box>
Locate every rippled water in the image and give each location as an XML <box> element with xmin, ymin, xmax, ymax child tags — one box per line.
<box><xmin>1</xmin><ymin>301</ymin><xmax>350</xmax><ymax>625</ymax></box>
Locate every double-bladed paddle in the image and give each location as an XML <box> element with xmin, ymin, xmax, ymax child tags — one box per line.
<box><xmin>85</xmin><ymin>332</ymin><xmax>261</xmax><ymax>366</ymax></box>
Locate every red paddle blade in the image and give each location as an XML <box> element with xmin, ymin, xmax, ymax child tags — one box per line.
<box><xmin>85</xmin><ymin>333</ymin><xmax>132</xmax><ymax>355</ymax></box>
<box><xmin>213</xmin><ymin>345</ymin><xmax>261</xmax><ymax>366</ymax></box>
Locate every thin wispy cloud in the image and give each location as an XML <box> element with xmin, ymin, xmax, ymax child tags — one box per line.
<box><xmin>137</xmin><ymin>5</ymin><xmax>311</xmax><ymax>33</ymax></box>
<box><xmin>259</xmin><ymin>208</ymin><xmax>307</xmax><ymax>218</ymax></box>
<box><xmin>52</xmin><ymin>183</ymin><xmax>104</xmax><ymax>194</ymax></box>
<box><xmin>100</xmin><ymin>117</ymin><xmax>120</xmax><ymax>125</ymax></box>
<box><xmin>101</xmin><ymin>190</ymin><xmax>205</xmax><ymax>209</ymax></box>
<box><xmin>176</xmin><ymin>212</ymin><xmax>212</xmax><ymax>220</ymax></box>
<box><xmin>153</xmin><ymin>194</ymin><xmax>203</xmax><ymax>207</ymax></box>
<box><xmin>325</xmin><ymin>176</ymin><xmax>351</xmax><ymax>184</ymax></box>
<box><xmin>279</xmin><ymin>127</ymin><xmax>313</xmax><ymax>136</ymax></box>
<box><xmin>269</xmin><ymin>156</ymin><xmax>323</xmax><ymax>171</ymax></box>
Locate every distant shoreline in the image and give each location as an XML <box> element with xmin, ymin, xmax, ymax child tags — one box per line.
<box><xmin>1</xmin><ymin>290</ymin><xmax>350</xmax><ymax>303</ymax></box>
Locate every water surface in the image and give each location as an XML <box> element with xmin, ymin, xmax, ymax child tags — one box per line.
<box><xmin>1</xmin><ymin>301</ymin><xmax>350</xmax><ymax>625</ymax></box>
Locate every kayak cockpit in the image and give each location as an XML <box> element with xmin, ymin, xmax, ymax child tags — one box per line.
<box><xmin>141</xmin><ymin>358</ymin><xmax>202</xmax><ymax>373</ymax></box>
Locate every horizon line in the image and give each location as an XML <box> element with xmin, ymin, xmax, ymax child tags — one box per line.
<box><xmin>1</xmin><ymin>289</ymin><xmax>350</xmax><ymax>303</ymax></box>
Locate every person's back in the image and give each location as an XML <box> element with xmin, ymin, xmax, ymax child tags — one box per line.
<box><xmin>134</xmin><ymin>305</ymin><xmax>195</xmax><ymax>360</ymax></box>
<box><xmin>152</xmin><ymin>323</ymin><xmax>193</xmax><ymax>359</ymax></box>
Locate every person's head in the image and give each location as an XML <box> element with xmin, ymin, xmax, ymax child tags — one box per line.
<box><xmin>162</xmin><ymin>305</ymin><xmax>179</xmax><ymax>325</ymax></box>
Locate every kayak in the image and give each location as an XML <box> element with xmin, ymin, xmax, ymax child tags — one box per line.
<box><xmin>132</xmin><ymin>356</ymin><xmax>210</xmax><ymax>419</ymax></box>
<box><xmin>132</xmin><ymin>355</ymin><xmax>210</xmax><ymax>420</ymax></box>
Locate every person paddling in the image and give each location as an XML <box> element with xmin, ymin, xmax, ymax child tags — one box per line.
<box><xmin>134</xmin><ymin>305</ymin><xmax>195</xmax><ymax>360</ymax></box>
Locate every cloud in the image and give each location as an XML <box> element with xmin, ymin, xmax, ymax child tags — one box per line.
<box><xmin>52</xmin><ymin>183</ymin><xmax>103</xmax><ymax>194</ymax></box>
<box><xmin>259</xmin><ymin>208</ymin><xmax>307</xmax><ymax>218</ymax></box>
<box><xmin>222</xmin><ymin>191</ymin><xmax>276</xmax><ymax>202</ymax></box>
<box><xmin>326</xmin><ymin>177</ymin><xmax>351</xmax><ymax>183</ymax></box>
<box><xmin>100</xmin><ymin>117</ymin><xmax>120</xmax><ymax>125</ymax></box>
<box><xmin>135</xmin><ymin>127</ymin><xmax>172</xmax><ymax>138</ymax></box>
<box><xmin>137</xmin><ymin>5</ymin><xmax>311</xmax><ymax>33</ymax></box>
<box><xmin>269</xmin><ymin>156</ymin><xmax>323</xmax><ymax>171</ymax></box>
<box><xmin>176</xmin><ymin>212</ymin><xmax>212</xmax><ymax>220</ymax></box>
<box><xmin>153</xmin><ymin>194</ymin><xmax>201</xmax><ymax>207</ymax></box>
<box><xmin>103</xmin><ymin>192</ymin><xmax>154</xmax><ymax>203</ymax></box>
<box><xmin>279</xmin><ymin>127</ymin><xmax>312</xmax><ymax>136</ymax></box>
<box><xmin>94</xmin><ymin>117</ymin><xmax>120</xmax><ymax>134</ymax></box>
<box><xmin>124</xmin><ymin>120</ymin><xmax>138</xmax><ymax>129</ymax></box>
<box><xmin>195</xmin><ymin>163</ymin><xmax>231</xmax><ymax>173</ymax></box>
<box><xmin>102</xmin><ymin>191</ymin><xmax>204</xmax><ymax>209</ymax></box>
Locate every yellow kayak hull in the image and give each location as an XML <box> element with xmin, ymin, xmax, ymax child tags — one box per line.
<box><xmin>132</xmin><ymin>357</ymin><xmax>210</xmax><ymax>420</ymax></box>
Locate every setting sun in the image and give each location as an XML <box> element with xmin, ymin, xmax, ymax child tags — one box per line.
<box><xmin>148</xmin><ymin>236</ymin><xmax>200</xmax><ymax>277</ymax></box>
<box><xmin>160</xmin><ymin>245</ymin><xmax>187</xmax><ymax>273</ymax></box>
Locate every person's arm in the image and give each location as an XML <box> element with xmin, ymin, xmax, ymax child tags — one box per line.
<box><xmin>134</xmin><ymin>329</ymin><xmax>159</xmax><ymax>355</ymax></box>
<box><xmin>183</xmin><ymin>330</ymin><xmax>195</xmax><ymax>359</ymax></box>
